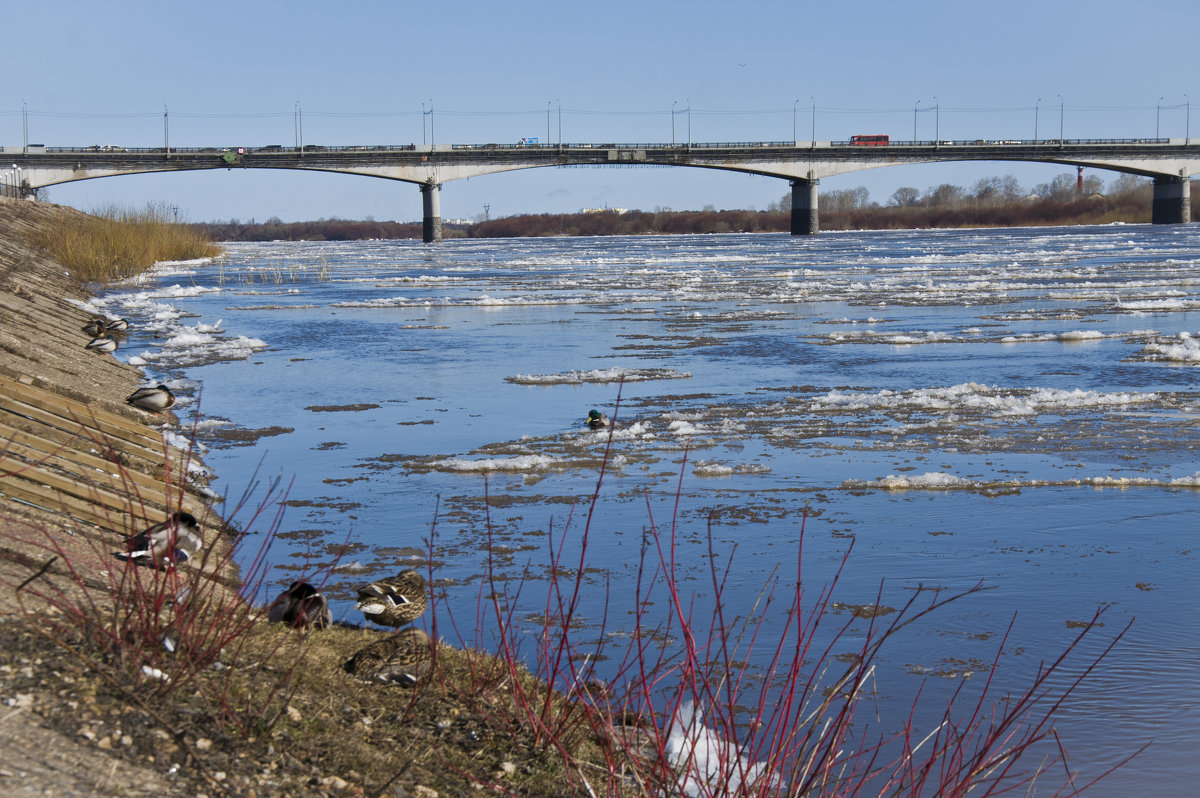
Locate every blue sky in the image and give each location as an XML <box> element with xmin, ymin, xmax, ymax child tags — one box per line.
<box><xmin>5</xmin><ymin>0</ymin><xmax>1197</xmax><ymax>223</ymax></box>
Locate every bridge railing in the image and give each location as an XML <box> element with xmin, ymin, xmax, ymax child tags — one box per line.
<box><xmin>27</xmin><ymin>137</ymin><xmax>1181</xmax><ymax>156</ymax></box>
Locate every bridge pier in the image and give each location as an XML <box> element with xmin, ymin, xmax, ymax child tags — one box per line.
<box><xmin>420</xmin><ymin>180</ymin><xmax>442</xmax><ymax>243</ymax></box>
<box><xmin>1151</xmin><ymin>176</ymin><xmax>1191</xmax><ymax>225</ymax></box>
<box><xmin>790</xmin><ymin>178</ymin><xmax>819</xmax><ymax>235</ymax></box>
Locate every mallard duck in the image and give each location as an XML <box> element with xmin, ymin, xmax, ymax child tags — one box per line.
<box><xmin>123</xmin><ymin>511</ymin><xmax>202</xmax><ymax>569</ymax></box>
<box><xmin>127</xmin><ymin>384</ymin><xmax>176</xmax><ymax>412</ymax></box>
<box><xmin>267</xmin><ymin>581</ymin><xmax>332</xmax><ymax>629</ymax></box>
<box><xmin>354</xmin><ymin>569</ymin><xmax>427</xmax><ymax>628</ymax></box>
<box><xmin>586</xmin><ymin>409</ymin><xmax>611</xmax><ymax>429</ymax></box>
<box><xmin>81</xmin><ymin>317</ymin><xmax>107</xmax><ymax>337</ymax></box>
<box><xmin>342</xmin><ymin>628</ymin><xmax>431</xmax><ymax>686</ymax></box>
<box><xmin>102</xmin><ymin>317</ymin><xmax>130</xmax><ymax>333</ymax></box>
<box><xmin>86</xmin><ymin>335</ymin><xmax>118</xmax><ymax>353</ymax></box>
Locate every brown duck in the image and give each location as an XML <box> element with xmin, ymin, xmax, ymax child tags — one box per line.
<box><xmin>354</xmin><ymin>569</ymin><xmax>427</xmax><ymax>628</ymax></box>
<box><xmin>342</xmin><ymin>628</ymin><xmax>431</xmax><ymax>687</ymax></box>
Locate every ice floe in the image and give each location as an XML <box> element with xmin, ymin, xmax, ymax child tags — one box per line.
<box><xmin>506</xmin><ymin>367</ymin><xmax>691</xmax><ymax>385</ymax></box>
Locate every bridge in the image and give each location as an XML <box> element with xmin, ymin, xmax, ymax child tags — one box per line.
<box><xmin>4</xmin><ymin>137</ymin><xmax>1196</xmax><ymax>241</ymax></box>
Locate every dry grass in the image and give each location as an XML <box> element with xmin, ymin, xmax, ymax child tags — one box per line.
<box><xmin>32</xmin><ymin>202</ymin><xmax>221</xmax><ymax>284</ymax></box>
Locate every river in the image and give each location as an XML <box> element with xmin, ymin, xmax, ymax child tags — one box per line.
<box><xmin>89</xmin><ymin>224</ymin><xmax>1199</xmax><ymax>794</ymax></box>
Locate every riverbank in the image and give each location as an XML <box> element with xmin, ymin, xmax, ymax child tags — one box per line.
<box><xmin>0</xmin><ymin>198</ymin><xmax>223</xmax><ymax>794</ymax></box>
<box><xmin>0</xmin><ymin>199</ymin><xmax>621</xmax><ymax>797</ymax></box>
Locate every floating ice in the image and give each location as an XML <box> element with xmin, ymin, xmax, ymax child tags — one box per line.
<box><xmin>664</xmin><ymin>701</ymin><xmax>772</xmax><ymax>797</ymax></box>
<box><xmin>506</xmin><ymin>367</ymin><xmax>691</xmax><ymax>385</ymax></box>
<box><xmin>811</xmin><ymin>382</ymin><xmax>1155</xmax><ymax>416</ymax></box>
<box><xmin>1139</xmin><ymin>332</ymin><xmax>1200</xmax><ymax>363</ymax></box>
<box><xmin>427</xmin><ymin>454</ymin><xmax>559</xmax><ymax>472</ymax></box>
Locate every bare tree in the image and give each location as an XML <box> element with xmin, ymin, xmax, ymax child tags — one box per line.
<box><xmin>923</xmin><ymin>183</ymin><xmax>964</xmax><ymax>207</ymax></box>
<box><xmin>890</xmin><ymin>186</ymin><xmax>921</xmax><ymax>207</ymax></box>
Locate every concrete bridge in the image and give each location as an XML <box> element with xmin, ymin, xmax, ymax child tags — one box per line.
<box><xmin>4</xmin><ymin>137</ymin><xmax>1197</xmax><ymax>241</ymax></box>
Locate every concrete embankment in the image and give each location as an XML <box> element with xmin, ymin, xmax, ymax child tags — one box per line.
<box><xmin>0</xmin><ymin>198</ymin><xmax>220</xmax><ymax>598</ymax></box>
<box><xmin>0</xmin><ymin>198</ymin><xmax>231</xmax><ymax>795</ymax></box>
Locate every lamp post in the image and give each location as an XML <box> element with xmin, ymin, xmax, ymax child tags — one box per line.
<box><xmin>793</xmin><ymin>99</ymin><xmax>798</xmax><ymax>146</ymax></box>
<box><xmin>1157</xmin><ymin>96</ymin><xmax>1164</xmax><ymax>139</ymax></box>
<box><xmin>1057</xmin><ymin>94</ymin><xmax>1064</xmax><ymax>143</ymax></box>
<box><xmin>687</xmin><ymin>100</ymin><xmax>692</xmax><ymax>148</ymax></box>
<box><xmin>810</xmin><ymin>96</ymin><xmax>815</xmax><ymax>148</ymax></box>
<box><xmin>1186</xmin><ymin>94</ymin><xmax>1191</xmax><ymax>144</ymax></box>
<box><xmin>671</xmin><ymin>100</ymin><xmax>677</xmax><ymax>146</ymax></box>
<box><xmin>933</xmin><ymin>96</ymin><xmax>940</xmax><ymax>144</ymax></box>
<box><xmin>429</xmin><ymin>101</ymin><xmax>434</xmax><ymax>147</ymax></box>
<box><xmin>557</xmin><ymin>99</ymin><xmax>561</xmax><ymax>147</ymax></box>
<box><xmin>163</xmin><ymin>103</ymin><xmax>169</xmax><ymax>155</ymax></box>
<box><xmin>1034</xmin><ymin>97</ymin><xmax>1041</xmax><ymax>143</ymax></box>
<box><xmin>295</xmin><ymin>101</ymin><xmax>303</xmax><ymax>154</ymax></box>
<box><xmin>22</xmin><ymin>100</ymin><xmax>28</xmax><ymax>154</ymax></box>
<box><xmin>546</xmin><ymin>101</ymin><xmax>551</xmax><ymax>147</ymax></box>
<box><xmin>914</xmin><ymin>99</ymin><xmax>921</xmax><ymax>142</ymax></box>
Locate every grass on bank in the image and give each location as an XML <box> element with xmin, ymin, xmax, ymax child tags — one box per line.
<box><xmin>33</xmin><ymin>202</ymin><xmax>222</xmax><ymax>284</ymax></box>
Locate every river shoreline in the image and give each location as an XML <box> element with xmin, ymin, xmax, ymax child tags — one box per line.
<box><xmin>0</xmin><ymin>199</ymin><xmax>225</xmax><ymax>794</ymax></box>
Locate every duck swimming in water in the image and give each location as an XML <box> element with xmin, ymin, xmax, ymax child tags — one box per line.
<box><xmin>122</xmin><ymin>511</ymin><xmax>203</xmax><ymax>569</ymax></box>
<box><xmin>127</xmin><ymin>384</ymin><xmax>176</xmax><ymax>412</ymax></box>
<box><xmin>267</xmin><ymin>581</ymin><xmax>332</xmax><ymax>629</ymax></box>
<box><xmin>343</xmin><ymin>628</ymin><xmax>431</xmax><ymax>686</ymax></box>
<box><xmin>586</xmin><ymin>409</ymin><xmax>610</xmax><ymax>429</ymax></box>
<box><xmin>354</xmin><ymin>569</ymin><xmax>427</xmax><ymax>628</ymax></box>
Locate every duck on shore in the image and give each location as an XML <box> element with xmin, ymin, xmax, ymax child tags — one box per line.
<box><xmin>354</xmin><ymin>569</ymin><xmax>427</xmax><ymax>628</ymax></box>
<box><xmin>82</xmin><ymin>316</ymin><xmax>129</xmax><ymax>336</ymax></box>
<box><xmin>85</xmin><ymin>335</ymin><xmax>118</xmax><ymax>354</ymax></box>
<box><xmin>127</xmin><ymin>384</ymin><xmax>176</xmax><ymax>412</ymax></box>
<box><xmin>343</xmin><ymin>627</ymin><xmax>431</xmax><ymax>686</ymax></box>
<box><xmin>121</xmin><ymin>511</ymin><xmax>203</xmax><ymax>569</ymax></box>
<box><xmin>267</xmin><ymin>581</ymin><xmax>333</xmax><ymax>629</ymax></box>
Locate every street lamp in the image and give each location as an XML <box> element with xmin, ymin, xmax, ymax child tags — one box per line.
<box><xmin>547</xmin><ymin>101</ymin><xmax>551</xmax><ymax>147</ymax></box>
<box><xmin>557</xmin><ymin>99</ymin><xmax>562</xmax><ymax>147</ymax></box>
<box><xmin>914</xmin><ymin>99</ymin><xmax>921</xmax><ymax>142</ymax></box>
<box><xmin>295</xmin><ymin>101</ymin><xmax>303</xmax><ymax>153</ymax></box>
<box><xmin>1057</xmin><ymin>94</ymin><xmax>1064</xmax><ymax>143</ymax></box>
<box><xmin>1157</xmin><ymin>96</ymin><xmax>1164</xmax><ymax>139</ymax></box>
<box><xmin>1186</xmin><ymin>94</ymin><xmax>1191</xmax><ymax>144</ymax></box>
<box><xmin>687</xmin><ymin>100</ymin><xmax>692</xmax><ymax>148</ymax></box>
<box><xmin>810</xmin><ymin>96</ymin><xmax>815</xmax><ymax>148</ymax></box>
<box><xmin>793</xmin><ymin>99</ymin><xmax>798</xmax><ymax>146</ymax></box>
<box><xmin>671</xmin><ymin>100</ymin><xmax>677</xmax><ymax>146</ymax></box>
<box><xmin>1034</xmin><ymin>97</ymin><xmax>1041</xmax><ymax>143</ymax></box>
<box><xmin>933</xmin><ymin>96</ymin><xmax>940</xmax><ymax>144</ymax></box>
<box><xmin>163</xmin><ymin>103</ymin><xmax>169</xmax><ymax>154</ymax></box>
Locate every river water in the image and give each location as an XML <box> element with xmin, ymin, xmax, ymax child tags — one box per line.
<box><xmin>89</xmin><ymin>224</ymin><xmax>1198</xmax><ymax>794</ymax></box>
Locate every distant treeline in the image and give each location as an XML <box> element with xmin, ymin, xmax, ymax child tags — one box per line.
<box><xmin>194</xmin><ymin>173</ymin><xmax>1195</xmax><ymax>241</ymax></box>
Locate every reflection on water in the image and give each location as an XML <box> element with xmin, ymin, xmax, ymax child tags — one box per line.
<box><xmin>95</xmin><ymin>225</ymin><xmax>1200</xmax><ymax>793</ymax></box>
